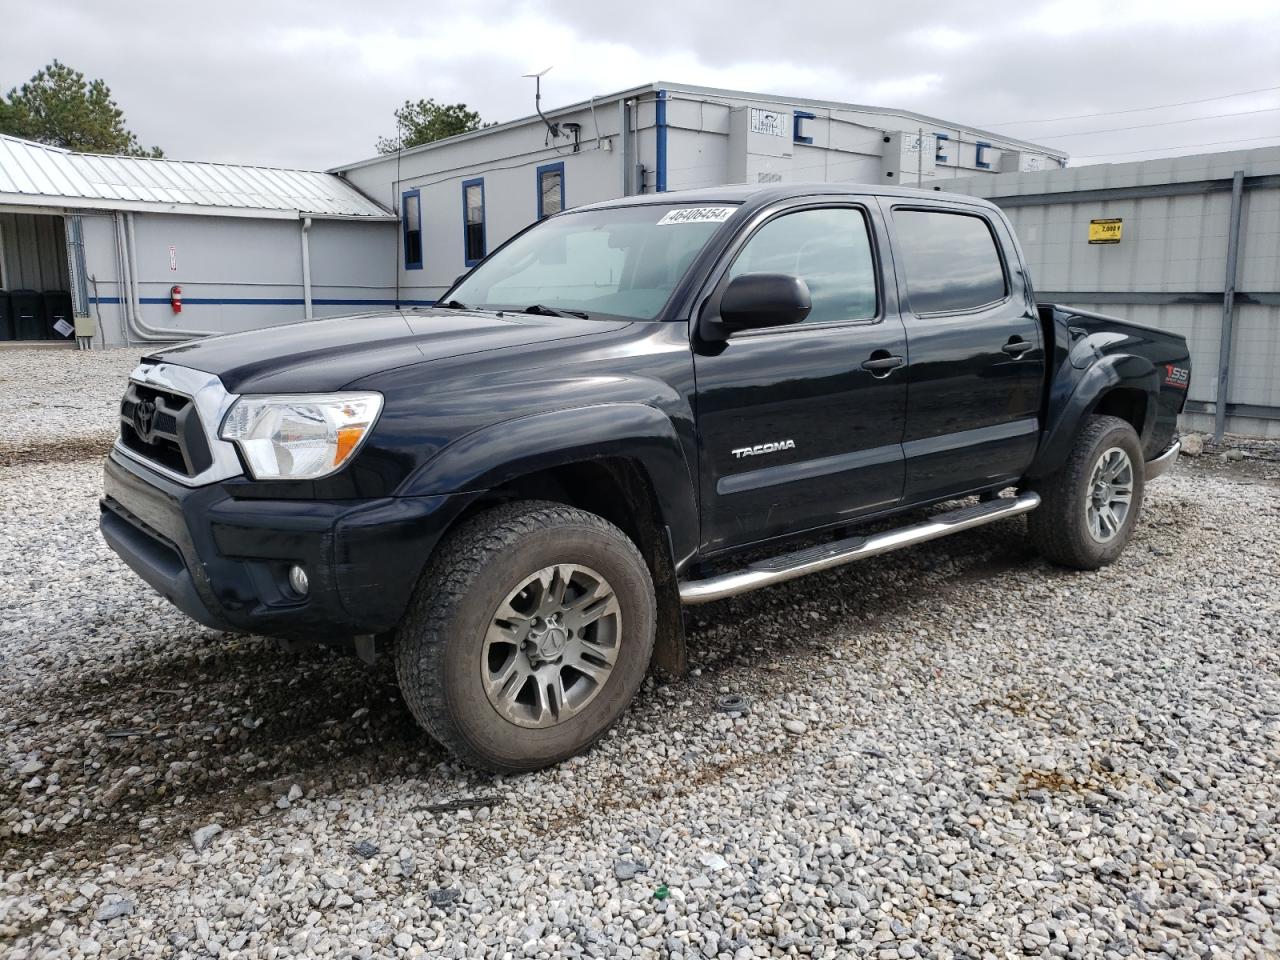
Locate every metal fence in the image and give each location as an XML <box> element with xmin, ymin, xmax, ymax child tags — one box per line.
<box><xmin>949</xmin><ymin>146</ymin><xmax>1280</xmax><ymax>439</ymax></box>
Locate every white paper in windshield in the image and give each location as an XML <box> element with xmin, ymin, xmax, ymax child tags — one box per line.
<box><xmin>657</xmin><ymin>206</ymin><xmax>735</xmax><ymax>226</ymax></box>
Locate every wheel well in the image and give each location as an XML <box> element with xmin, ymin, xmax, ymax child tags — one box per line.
<box><xmin>449</xmin><ymin>458</ymin><xmax>688</xmax><ymax>677</ymax></box>
<box><xmin>456</xmin><ymin>458</ymin><xmax>663</xmax><ymax>554</ymax></box>
<box><xmin>1092</xmin><ymin>388</ymin><xmax>1148</xmax><ymax>441</ymax></box>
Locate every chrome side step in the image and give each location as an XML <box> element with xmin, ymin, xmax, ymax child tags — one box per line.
<box><xmin>678</xmin><ymin>491</ymin><xmax>1041</xmax><ymax>605</ymax></box>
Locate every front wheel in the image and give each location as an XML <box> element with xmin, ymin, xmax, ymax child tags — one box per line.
<box><xmin>1028</xmin><ymin>415</ymin><xmax>1146</xmax><ymax>570</ymax></box>
<box><xmin>395</xmin><ymin>501</ymin><xmax>656</xmax><ymax>772</ymax></box>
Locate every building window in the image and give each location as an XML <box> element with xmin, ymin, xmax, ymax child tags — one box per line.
<box><xmin>462</xmin><ymin>178</ymin><xmax>486</xmax><ymax>266</ymax></box>
<box><xmin>402</xmin><ymin>189</ymin><xmax>422</xmax><ymax>270</ymax></box>
<box><xmin>975</xmin><ymin>141</ymin><xmax>992</xmax><ymax>169</ymax></box>
<box><xmin>793</xmin><ymin>110</ymin><xmax>816</xmax><ymax>145</ymax></box>
<box><xmin>537</xmin><ymin>162</ymin><xmax>565</xmax><ymax>219</ymax></box>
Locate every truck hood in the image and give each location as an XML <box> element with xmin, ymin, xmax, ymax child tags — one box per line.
<box><xmin>147</xmin><ymin>309</ymin><xmax>631</xmax><ymax>394</ymax></box>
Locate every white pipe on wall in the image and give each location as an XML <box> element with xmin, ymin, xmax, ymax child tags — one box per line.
<box><xmin>113</xmin><ymin>212</ymin><xmax>134</xmax><ymax>347</ymax></box>
<box><xmin>301</xmin><ymin>216</ymin><xmax>314</xmax><ymax>320</ymax></box>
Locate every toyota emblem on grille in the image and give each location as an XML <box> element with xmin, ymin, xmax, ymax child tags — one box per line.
<box><xmin>133</xmin><ymin>398</ymin><xmax>157</xmax><ymax>440</ymax></box>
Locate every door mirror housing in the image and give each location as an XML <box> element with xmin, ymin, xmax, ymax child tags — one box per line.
<box><xmin>708</xmin><ymin>273</ymin><xmax>812</xmax><ymax>336</ymax></box>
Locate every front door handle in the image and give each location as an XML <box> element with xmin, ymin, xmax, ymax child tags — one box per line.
<box><xmin>1003</xmin><ymin>338</ymin><xmax>1035</xmax><ymax>357</ymax></box>
<box><xmin>861</xmin><ymin>353</ymin><xmax>906</xmax><ymax>377</ymax></box>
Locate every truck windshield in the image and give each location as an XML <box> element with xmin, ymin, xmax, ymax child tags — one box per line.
<box><xmin>446</xmin><ymin>204</ymin><xmax>738</xmax><ymax>320</ymax></box>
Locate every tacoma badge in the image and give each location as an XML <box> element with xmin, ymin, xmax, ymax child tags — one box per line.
<box><xmin>731</xmin><ymin>440</ymin><xmax>796</xmax><ymax>459</ymax></box>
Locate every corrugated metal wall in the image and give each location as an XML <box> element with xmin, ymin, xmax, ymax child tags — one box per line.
<box><xmin>949</xmin><ymin>147</ymin><xmax>1280</xmax><ymax>439</ymax></box>
<box><xmin>0</xmin><ymin>212</ymin><xmax>70</xmax><ymax>291</ymax></box>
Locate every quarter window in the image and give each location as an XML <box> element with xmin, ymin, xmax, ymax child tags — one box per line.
<box><xmin>892</xmin><ymin>209</ymin><xmax>1007</xmax><ymax>314</ymax></box>
<box><xmin>726</xmin><ymin>207</ymin><xmax>878</xmax><ymax>325</ymax></box>
<box><xmin>537</xmin><ymin>162</ymin><xmax>564</xmax><ymax>219</ymax></box>
<box><xmin>402</xmin><ymin>189</ymin><xmax>422</xmax><ymax>270</ymax></box>
<box><xmin>463</xmin><ymin>178</ymin><xmax>486</xmax><ymax>266</ymax></box>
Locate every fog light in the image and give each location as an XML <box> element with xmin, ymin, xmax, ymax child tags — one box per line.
<box><xmin>288</xmin><ymin>564</ymin><xmax>309</xmax><ymax>597</ymax></box>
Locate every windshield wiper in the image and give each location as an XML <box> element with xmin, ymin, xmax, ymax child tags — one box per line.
<box><xmin>522</xmin><ymin>304</ymin><xmax>590</xmax><ymax>320</ymax></box>
<box><xmin>435</xmin><ymin>299</ymin><xmax>469</xmax><ymax>310</ymax></box>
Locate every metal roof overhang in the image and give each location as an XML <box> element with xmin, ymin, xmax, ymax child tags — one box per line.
<box><xmin>0</xmin><ymin>192</ymin><xmax>397</xmax><ymax>221</ymax></box>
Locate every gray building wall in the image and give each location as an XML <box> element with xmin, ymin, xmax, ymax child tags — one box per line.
<box><xmin>335</xmin><ymin>83</ymin><xmax>1066</xmax><ymax>305</ymax></box>
<box><xmin>79</xmin><ymin>212</ymin><xmax>396</xmax><ymax>347</ymax></box>
<box><xmin>947</xmin><ymin>146</ymin><xmax>1280</xmax><ymax>438</ymax></box>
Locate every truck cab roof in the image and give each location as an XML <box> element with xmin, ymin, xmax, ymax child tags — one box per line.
<box><xmin>576</xmin><ymin>181</ymin><xmax>1005</xmax><ymax>215</ymax></box>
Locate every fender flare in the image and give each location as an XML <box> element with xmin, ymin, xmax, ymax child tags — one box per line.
<box><xmin>398</xmin><ymin>402</ymin><xmax>700</xmax><ymax>563</ymax></box>
<box><xmin>1028</xmin><ymin>353</ymin><xmax>1159</xmax><ymax>479</ymax></box>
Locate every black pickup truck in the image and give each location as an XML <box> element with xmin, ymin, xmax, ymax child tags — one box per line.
<box><xmin>101</xmin><ymin>184</ymin><xmax>1190</xmax><ymax>771</ymax></box>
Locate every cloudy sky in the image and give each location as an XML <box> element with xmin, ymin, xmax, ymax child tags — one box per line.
<box><xmin>4</xmin><ymin>0</ymin><xmax>1279</xmax><ymax>170</ymax></box>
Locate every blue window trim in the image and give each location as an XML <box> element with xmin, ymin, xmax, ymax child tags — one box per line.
<box><xmin>793</xmin><ymin>110</ymin><xmax>816</xmax><ymax>145</ymax></box>
<box><xmin>536</xmin><ymin>161</ymin><xmax>565</xmax><ymax>219</ymax></box>
<box><xmin>934</xmin><ymin>133</ymin><xmax>949</xmax><ymax>165</ymax></box>
<box><xmin>461</xmin><ymin>177</ymin><xmax>486</xmax><ymax>267</ymax></box>
<box><xmin>655</xmin><ymin>89</ymin><xmax>668</xmax><ymax>193</ymax></box>
<box><xmin>401</xmin><ymin>188</ymin><xmax>422</xmax><ymax>270</ymax></box>
<box><xmin>975</xmin><ymin>141</ymin><xmax>992</xmax><ymax>169</ymax></box>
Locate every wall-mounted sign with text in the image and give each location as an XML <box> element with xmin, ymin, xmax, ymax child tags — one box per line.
<box><xmin>1088</xmin><ymin>218</ymin><xmax>1123</xmax><ymax>244</ymax></box>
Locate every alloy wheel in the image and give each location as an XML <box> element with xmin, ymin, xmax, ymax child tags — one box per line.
<box><xmin>1086</xmin><ymin>446</ymin><xmax>1134</xmax><ymax>543</ymax></box>
<box><xmin>481</xmin><ymin>564</ymin><xmax>622</xmax><ymax>728</ymax></box>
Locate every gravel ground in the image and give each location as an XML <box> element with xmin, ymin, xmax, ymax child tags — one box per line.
<box><xmin>1</xmin><ymin>350</ymin><xmax>1278</xmax><ymax>959</ymax></box>
<box><xmin>0</xmin><ymin>348</ymin><xmax>141</xmax><ymax>465</ymax></box>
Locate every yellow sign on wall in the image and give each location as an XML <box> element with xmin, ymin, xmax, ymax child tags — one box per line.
<box><xmin>1089</xmin><ymin>218</ymin><xmax>1123</xmax><ymax>244</ymax></box>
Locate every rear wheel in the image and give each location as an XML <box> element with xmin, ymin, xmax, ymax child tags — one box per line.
<box><xmin>1028</xmin><ymin>415</ymin><xmax>1145</xmax><ymax>570</ymax></box>
<box><xmin>395</xmin><ymin>500</ymin><xmax>656</xmax><ymax>772</ymax></box>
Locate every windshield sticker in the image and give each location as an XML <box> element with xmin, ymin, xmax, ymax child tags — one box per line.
<box><xmin>657</xmin><ymin>206</ymin><xmax>735</xmax><ymax>226</ymax></box>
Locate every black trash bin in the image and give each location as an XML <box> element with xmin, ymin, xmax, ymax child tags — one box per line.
<box><xmin>0</xmin><ymin>291</ymin><xmax>13</xmax><ymax>341</ymax></box>
<box><xmin>11</xmin><ymin>289</ymin><xmax>46</xmax><ymax>341</ymax></box>
<box><xmin>44</xmin><ymin>290</ymin><xmax>75</xmax><ymax>339</ymax></box>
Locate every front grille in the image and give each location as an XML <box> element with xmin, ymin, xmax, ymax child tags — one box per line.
<box><xmin>120</xmin><ymin>382</ymin><xmax>213</xmax><ymax>477</ymax></box>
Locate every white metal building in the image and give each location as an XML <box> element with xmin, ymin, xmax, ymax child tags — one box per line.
<box><xmin>332</xmin><ymin>81</ymin><xmax>1068</xmax><ymax>305</ymax></box>
<box><xmin>0</xmin><ymin>83</ymin><xmax>1068</xmax><ymax>348</ymax></box>
<box><xmin>0</xmin><ymin>134</ymin><xmax>398</xmax><ymax>347</ymax></box>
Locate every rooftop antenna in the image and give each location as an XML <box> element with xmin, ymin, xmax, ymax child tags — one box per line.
<box><xmin>523</xmin><ymin>67</ymin><xmax>560</xmax><ymax>140</ymax></box>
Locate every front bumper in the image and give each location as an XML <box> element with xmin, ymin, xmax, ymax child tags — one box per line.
<box><xmin>100</xmin><ymin>450</ymin><xmax>470</xmax><ymax>639</ymax></box>
<box><xmin>1144</xmin><ymin>438</ymin><xmax>1181</xmax><ymax>481</ymax></box>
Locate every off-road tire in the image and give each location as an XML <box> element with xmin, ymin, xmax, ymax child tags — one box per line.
<box><xmin>395</xmin><ymin>500</ymin><xmax>656</xmax><ymax>772</ymax></box>
<box><xmin>1028</xmin><ymin>414</ymin><xmax>1145</xmax><ymax>570</ymax></box>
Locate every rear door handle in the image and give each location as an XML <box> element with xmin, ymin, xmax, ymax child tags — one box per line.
<box><xmin>1002</xmin><ymin>338</ymin><xmax>1035</xmax><ymax>357</ymax></box>
<box><xmin>861</xmin><ymin>354</ymin><xmax>906</xmax><ymax>376</ymax></box>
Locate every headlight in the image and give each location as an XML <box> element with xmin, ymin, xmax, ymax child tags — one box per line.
<box><xmin>219</xmin><ymin>393</ymin><xmax>383</xmax><ymax>480</ymax></box>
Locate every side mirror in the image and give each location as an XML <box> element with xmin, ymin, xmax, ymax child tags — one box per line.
<box><xmin>709</xmin><ymin>273</ymin><xmax>811</xmax><ymax>336</ymax></box>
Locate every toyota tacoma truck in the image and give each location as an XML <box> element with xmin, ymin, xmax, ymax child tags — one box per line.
<box><xmin>101</xmin><ymin>184</ymin><xmax>1190</xmax><ymax>772</ymax></box>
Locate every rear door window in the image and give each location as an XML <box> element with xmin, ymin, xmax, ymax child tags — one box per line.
<box><xmin>892</xmin><ymin>209</ymin><xmax>1007</xmax><ymax>314</ymax></box>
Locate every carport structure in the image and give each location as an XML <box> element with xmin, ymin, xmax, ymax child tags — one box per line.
<box><xmin>0</xmin><ymin>134</ymin><xmax>398</xmax><ymax>347</ymax></box>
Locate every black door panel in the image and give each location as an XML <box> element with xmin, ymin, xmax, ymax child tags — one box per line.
<box><xmin>901</xmin><ymin>417</ymin><xmax>1039</xmax><ymax>504</ymax></box>
<box><xmin>883</xmin><ymin>203</ymin><xmax>1046</xmax><ymax>502</ymax></box>
<box><xmin>695</xmin><ymin>323</ymin><xmax>908</xmax><ymax>552</ymax></box>
<box><xmin>693</xmin><ymin>201</ymin><xmax>907</xmax><ymax>554</ymax></box>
